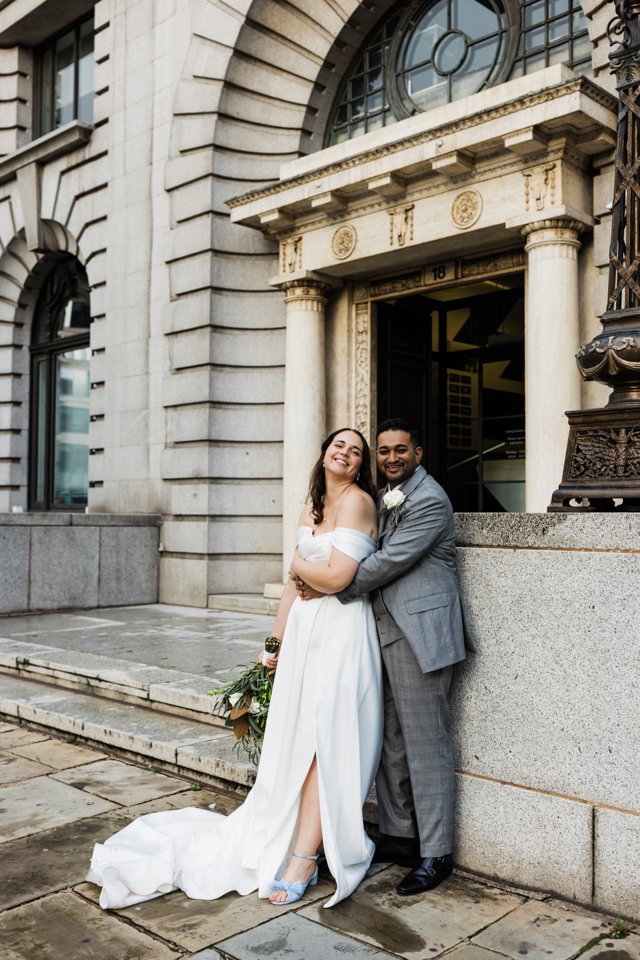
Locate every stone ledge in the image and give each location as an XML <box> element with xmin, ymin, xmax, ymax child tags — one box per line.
<box><xmin>207</xmin><ymin>594</ymin><xmax>279</xmax><ymax>616</ymax></box>
<box><xmin>0</xmin><ymin>638</ymin><xmax>226</xmax><ymax>722</ymax></box>
<box><xmin>0</xmin><ymin>513</ymin><xmax>161</xmax><ymax>526</ymax></box>
<box><xmin>0</xmin><ymin>121</ymin><xmax>93</xmax><ymax>184</ymax></box>
<box><xmin>455</xmin><ymin>512</ymin><xmax>640</xmax><ymax>551</ymax></box>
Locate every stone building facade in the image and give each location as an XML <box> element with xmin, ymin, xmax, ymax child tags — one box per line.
<box><xmin>0</xmin><ymin>0</ymin><xmax>621</xmax><ymax>606</ymax></box>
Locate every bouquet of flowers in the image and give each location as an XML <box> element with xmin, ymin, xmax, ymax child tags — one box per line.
<box><xmin>208</xmin><ymin>636</ymin><xmax>280</xmax><ymax>765</ymax></box>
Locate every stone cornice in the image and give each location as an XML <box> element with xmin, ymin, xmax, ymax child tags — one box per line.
<box><xmin>228</xmin><ymin>75</ymin><xmax>616</xmax><ymax>216</ymax></box>
<box><xmin>0</xmin><ymin>121</ymin><xmax>93</xmax><ymax>185</ymax></box>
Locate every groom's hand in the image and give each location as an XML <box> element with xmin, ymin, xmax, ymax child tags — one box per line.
<box><xmin>291</xmin><ymin>574</ymin><xmax>325</xmax><ymax>602</ymax></box>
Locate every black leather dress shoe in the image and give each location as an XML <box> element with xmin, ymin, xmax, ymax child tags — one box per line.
<box><xmin>396</xmin><ymin>854</ymin><xmax>453</xmax><ymax>895</ymax></box>
<box><xmin>371</xmin><ymin>835</ymin><xmax>421</xmax><ymax>867</ymax></box>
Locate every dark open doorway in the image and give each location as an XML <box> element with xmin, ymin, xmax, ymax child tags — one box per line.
<box><xmin>376</xmin><ymin>275</ymin><xmax>525</xmax><ymax>512</ymax></box>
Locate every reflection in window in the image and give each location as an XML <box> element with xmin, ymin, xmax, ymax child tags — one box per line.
<box><xmin>512</xmin><ymin>0</ymin><xmax>592</xmax><ymax>78</ymax></box>
<box><xmin>327</xmin><ymin>0</ymin><xmax>592</xmax><ymax>145</ymax></box>
<box><xmin>37</xmin><ymin>15</ymin><xmax>94</xmax><ymax>136</ymax></box>
<box><xmin>331</xmin><ymin>12</ymin><xmax>401</xmax><ymax>143</ymax></box>
<box><xmin>30</xmin><ymin>257</ymin><xmax>91</xmax><ymax>510</ymax></box>
<box><xmin>397</xmin><ymin>0</ymin><xmax>507</xmax><ymax>114</ymax></box>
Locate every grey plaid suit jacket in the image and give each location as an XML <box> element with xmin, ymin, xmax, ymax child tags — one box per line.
<box><xmin>339</xmin><ymin>464</ymin><xmax>465</xmax><ymax>673</ymax></box>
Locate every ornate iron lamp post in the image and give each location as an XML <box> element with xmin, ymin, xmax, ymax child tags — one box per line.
<box><xmin>549</xmin><ymin>0</ymin><xmax>640</xmax><ymax>511</ymax></box>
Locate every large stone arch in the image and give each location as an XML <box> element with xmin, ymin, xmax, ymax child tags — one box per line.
<box><xmin>160</xmin><ymin>0</ymin><xmax>616</xmax><ymax>598</ymax></box>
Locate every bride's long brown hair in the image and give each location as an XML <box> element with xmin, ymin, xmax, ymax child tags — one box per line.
<box><xmin>308</xmin><ymin>427</ymin><xmax>377</xmax><ymax>525</ymax></box>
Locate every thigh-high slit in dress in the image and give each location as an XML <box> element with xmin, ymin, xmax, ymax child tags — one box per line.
<box><xmin>87</xmin><ymin>526</ymin><xmax>383</xmax><ymax>909</ymax></box>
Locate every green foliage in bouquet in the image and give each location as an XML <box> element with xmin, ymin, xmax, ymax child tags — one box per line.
<box><xmin>208</xmin><ymin>637</ymin><xmax>280</xmax><ymax>766</ymax></box>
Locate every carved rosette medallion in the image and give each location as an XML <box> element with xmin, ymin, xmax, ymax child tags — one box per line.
<box><xmin>569</xmin><ymin>428</ymin><xmax>640</xmax><ymax>480</ymax></box>
<box><xmin>451</xmin><ymin>190</ymin><xmax>482</xmax><ymax>229</ymax></box>
<box><xmin>331</xmin><ymin>224</ymin><xmax>357</xmax><ymax>260</ymax></box>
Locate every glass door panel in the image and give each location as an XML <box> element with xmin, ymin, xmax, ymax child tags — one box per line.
<box><xmin>52</xmin><ymin>347</ymin><xmax>90</xmax><ymax>507</ymax></box>
<box><xmin>33</xmin><ymin>358</ymin><xmax>49</xmax><ymax>507</ymax></box>
<box><xmin>377</xmin><ymin>274</ymin><xmax>525</xmax><ymax>512</ymax></box>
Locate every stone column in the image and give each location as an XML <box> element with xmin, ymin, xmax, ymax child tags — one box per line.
<box><xmin>280</xmin><ymin>277</ymin><xmax>329</xmax><ymax>579</ymax></box>
<box><xmin>522</xmin><ymin>218</ymin><xmax>584</xmax><ymax>512</ymax></box>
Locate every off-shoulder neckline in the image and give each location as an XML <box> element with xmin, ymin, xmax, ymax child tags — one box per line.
<box><xmin>298</xmin><ymin>524</ymin><xmax>375</xmax><ymax>545</ymax></box>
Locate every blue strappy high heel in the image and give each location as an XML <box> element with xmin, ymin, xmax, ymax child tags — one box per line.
<box><xmin>269</xmin><ymin>852</ymin><xmax>319</xmax><ymax>905</ymax></box>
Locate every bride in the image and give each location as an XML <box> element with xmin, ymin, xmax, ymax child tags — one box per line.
<box><xmin>88</xmin><ymin>427</ymin><xmax>383</xmax><ymax>909</ymax></box>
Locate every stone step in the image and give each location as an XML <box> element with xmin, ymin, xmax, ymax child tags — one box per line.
<box><xmin>207</xmin><ymin>594</ymin><xmax>280</xmax><ymax>616</ymax></box>
<box><xmin>0</xmin><ymin>672</ymin><xmax>256</xmax><ymax>790</ymax></box>
<box><xmin>0</xmin><ymin>672</ymin><xmax>380</xmax><ymax>823</ymax></box>
<box><xmin>0</xmin><ymin>637</ymin><xmax>229</xmax><ymax>723</ymax></box>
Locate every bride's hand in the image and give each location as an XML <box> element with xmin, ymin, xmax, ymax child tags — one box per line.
<box><xmin>292</xmin><ymin>575</ymin><xmax>325</xmax><ymax>602</ymax></box>
<box><xmin>259</xmin><ymin>648</ymin><xmax>279</xmax><ymax>675</ymax></box>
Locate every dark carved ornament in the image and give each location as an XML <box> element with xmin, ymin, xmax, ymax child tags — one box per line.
<box><xmin>569</xmin><ymin>428</ymin><xmax>640</xmax><ymax>479</ymax></box>
<box><xmin>550</xmin><ymin>0</ymin><xmax>640</xmax><ymax>511</ymax></box>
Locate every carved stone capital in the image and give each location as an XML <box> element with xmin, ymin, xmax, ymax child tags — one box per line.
<box><xmin>522</xmin><ymin>217</ymin><xmax>585</xmax><ymax>255</ymax></box>
<box><xmin>522</xmin><ymin>217</ymin><xmax>586</xmax><ymax>238</ymax></box>
<box><xmin>282</xmin><ymin>276</ymin><xmax>330</xmax><ymax>311</ymax></box>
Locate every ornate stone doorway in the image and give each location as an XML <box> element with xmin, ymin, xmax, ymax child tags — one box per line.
<box><xmin>374</xmin><ymin>271</ymin><xmax>525</xmax><ymax>512</ymax></box>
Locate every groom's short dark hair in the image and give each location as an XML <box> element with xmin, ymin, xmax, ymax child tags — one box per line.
<box><xmin>377</xmin><ymin>418</ymin><xmax>421</xmax><ymax>448</ymax></box>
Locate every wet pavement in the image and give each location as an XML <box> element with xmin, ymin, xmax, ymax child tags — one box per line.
<box><xmin>0</xmin><ymin>719</ymin><xmax>637</xmax><ymax>960</ymax></box>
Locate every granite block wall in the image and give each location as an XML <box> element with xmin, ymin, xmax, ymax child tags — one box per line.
<box><xmin>0</xmin><ymin>514</ymin><xmax>160</xmax><ymax>614</ymax></box>
<box><xmin>452</xmin><ymin>514</ymin><xmax>640</xmax><ymax>920</ymax></box>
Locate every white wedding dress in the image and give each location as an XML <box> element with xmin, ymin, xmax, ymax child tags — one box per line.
<box><xmin>88</xmin><ymin>526</ymin><xmax>383</xmax><ymax>909</ymax></box>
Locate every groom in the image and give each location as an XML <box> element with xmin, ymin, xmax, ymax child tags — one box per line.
<box><xmin>338</xmin><ymin>417</ymin><xmax>466</xmax><ymax>895</ymax></box>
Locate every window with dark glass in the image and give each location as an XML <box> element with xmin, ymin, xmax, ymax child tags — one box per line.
<box><xmin>327</xmin><ymin>0</ymin><xmax>591</xmax><ymax>144</ymax></box>
<box><xmin>37</xmin><ymin>15</ymin><xmax>95</xmax><ymax>136</ymax></box>
<box><xmin>30</xmin><ymin>256</ymin><xmax>91</xmax><ymax>510</ymax></box>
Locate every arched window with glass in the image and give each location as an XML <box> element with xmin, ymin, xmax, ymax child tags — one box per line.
<box><xmin>328</xmin><ymin>0</ymin><xmax>593</xmax><ymax>145</ymax></box>
<box><xmin>30</xmin><ymin>256</ymin><xmax>91</xmax><ymax>510</ymax></box>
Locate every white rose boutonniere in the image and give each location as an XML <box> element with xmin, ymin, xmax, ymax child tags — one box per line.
<box><xmin>381</xmin><ymin>488</ymin><xmax>406</xmax><ymax>524</ymax></box>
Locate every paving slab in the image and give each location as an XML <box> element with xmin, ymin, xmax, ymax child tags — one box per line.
<box><xmin>0</xmin><ymin>725</ymin><xmax>50</xmax><ymax>748</ymax></box>
<box><xmin>118</xmin><ymin>785</ymin><xmax>244</xmax><ymax>819</ymax></box>
<box><xmin>579</xmin><ymin>933</ymin><xmax>640</xmax><ymax>960</ymax></box>
<box><xmin>0</xmin><ymin>810</ymin><xmax>132</xmax><ymax>910</ymax></box>
<box><xmin>0</xmin><ymin>890</ymin><xmax>181</xmax><ymax>960</ymax></box>
<box><xmin>472</xmin><ymin>899</ymin><xmax>611</xmax><ymax>960</ymax></box>
<box><xmin>189</xmin><ymin>951</ymin><xmax>224</xmax><ymax>960</ymax></box>
<box><xmin>51</xmin><ymin>757</ymin><xmax>192</xmax><ymax>805</ymax></box>
<box><xmin>8</xmin><ymin>737</ymin><xmax>106</xmax><ymax>769</ymax></box>
<box><xmin>0</xmin><ymin>748</ymin><xmax>53</xmax><ymax>783</ymax></box>
<box><xmin>445</xmin><ymin>945</ymin><xmax>513</xmax><ymax>960</ymax></box>
<box><xmin>299</xmin><ymin>868</ymin><xmax>524</xmax><ymax>960</ymax></box>
<box><xmin>217</xmin><ymin>912</ymin><xmax>401</xmax><ymax>960</ymax></box>
<box><xmin>0</xmin><ymin>774</ymin><xmax>116</xmax><ymax>842</ymax></box>
<box><xmin>76</xmin><ymin>874</ymin><xmax>337</xmax><ymax>952</ymax></box>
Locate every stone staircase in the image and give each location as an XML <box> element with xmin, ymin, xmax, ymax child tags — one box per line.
<box><xmin>0</xmin><ymin>611</ymin><xmax>260</xmax><ymax>794</ymax></box>
<box><xmin>0</xmin><ymin>597</ymin><xmax>377</xmax><ymax>823</ymax></box>
<box><xmin>0</xmin><ymin>604</ymin><xmax>379</xmax><ymax>822</ymax></box>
